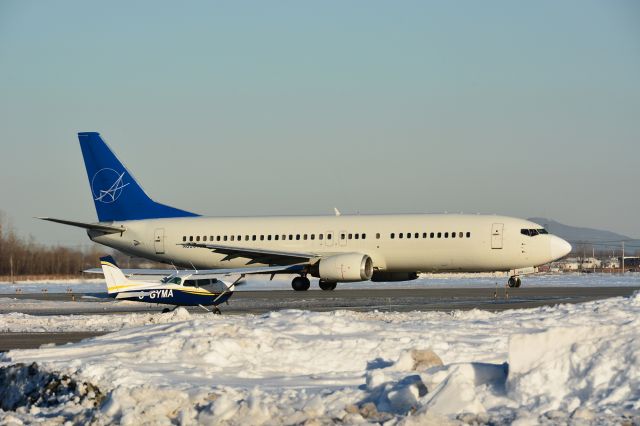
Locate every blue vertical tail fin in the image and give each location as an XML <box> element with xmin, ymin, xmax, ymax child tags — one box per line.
<box><xmin>78</xmin><ymin>132</ymin><xmax>198</xmax><ymax>222</ymax></box>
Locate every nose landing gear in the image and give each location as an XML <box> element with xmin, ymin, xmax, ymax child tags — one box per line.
<box><xmin>508</xmin><ymin>276</ymin><xmax>522</xmax><ymax>288</ymax></box>
<box><xmin>292</xmin><ymin>276</ymin><xmax>311</xmax><ymax>291</ymax></box>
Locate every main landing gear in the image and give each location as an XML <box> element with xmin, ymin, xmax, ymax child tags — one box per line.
<box><xmin>292</xmin><ymin>276</ymin><xmax>311</xmax><ymax>291</ymax></box>
<box><xmin>507</xmin><ymin>276</ymin><xmax>522</xmax><ymax>288</ymax></box>
<box><xmin>318</xmin><ymin>280</ymin><xmax>337</xmax><ymax>291</ymax></box>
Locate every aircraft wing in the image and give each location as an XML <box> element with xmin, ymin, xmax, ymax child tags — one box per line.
<box><xmin>84</xmin><ymin>263</ymin><xmax>307</xmax><ymax>277</ymax></box>
<box><xmin>180</xmin><ymin>242</ymin><xmax>317</xmax><ymax>265</ymax></box>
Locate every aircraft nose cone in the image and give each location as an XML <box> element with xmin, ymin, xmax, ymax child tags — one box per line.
<box><xmin>550</xmin><ymin>236</ymin><xmax>572</xmax><ymax>260</ymax></box>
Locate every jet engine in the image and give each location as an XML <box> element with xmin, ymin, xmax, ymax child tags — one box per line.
<box><xmin>310</xmin><ymin>253</ymin><xmax>374</xmax><ymax>282</ymax></box>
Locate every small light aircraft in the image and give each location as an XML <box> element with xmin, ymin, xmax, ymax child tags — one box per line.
<box><xmin>95</xmin><ymin>256</ymin><xmax>304</xmax><ymax>313</ymax></box>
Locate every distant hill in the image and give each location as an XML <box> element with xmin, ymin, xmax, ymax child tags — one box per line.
<box><xmin>527</xmin><ymin>218</ymin><xmax>640</xmax><ymax>253</ymax></box>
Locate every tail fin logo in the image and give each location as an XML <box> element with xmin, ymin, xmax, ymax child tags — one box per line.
<box><xmin>91</xmin><ymin>168</ymin><xmax>130</xmax><ymax>204</ymax></box>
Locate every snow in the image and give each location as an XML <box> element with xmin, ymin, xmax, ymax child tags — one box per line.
<box><xmin>1</xmin><ymin>272</ymin><xmax>639</xmax><ymax>294</ymax></box>
<box><xmin>1</xmin><ymin>292</ymin><xmax>640</xmax><ymax>424</ymax></box>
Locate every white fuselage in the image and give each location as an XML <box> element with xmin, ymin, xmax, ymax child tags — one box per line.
<box><xmin>89</xmin><ymin>214</ymin><xmax>570</xmax><ymax>274</ymax></box>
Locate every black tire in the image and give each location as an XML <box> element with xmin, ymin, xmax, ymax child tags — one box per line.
<box><xmin>162</xmin><ymin>308</ymin><xmax>171</xmax><ymax>313</ymax></box>
<box><xmin>319</xmin><ymin>280</ymin><xmax>337</xmax><ymax>291</ymax></box>
<box><xmin>292</xmin><ymin>276</ymin><xmax>311</xmax><ymax>291</ymax></box>
<box><xmin>515</xmin><ymin>277</ymin><xmax>522</xmax><ymax>288</ymax></box>
<box><xmin>213</xmin><ymin>307</ymin><xmax>222</xmax><ymax>315</ymax></box>
<box><xmin>508</xmin><ymin>277</ymin><xmax>517</xmax><ymax>288</ymax></box>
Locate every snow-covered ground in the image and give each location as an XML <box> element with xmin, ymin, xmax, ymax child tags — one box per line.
<box><xmin>1</xmin><ymin>292</ymin><xmax>639</xmax><ymax>424</ymax></box>
<box><xmin>1</xmin><ymin>272</ymin><xmax>639</xmax><ymax>294</ymax></box>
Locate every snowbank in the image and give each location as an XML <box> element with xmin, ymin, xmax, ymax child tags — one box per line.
<box><xmin>1</xmin><ymin>293</ymin><xmax>640</xmax><ymax>424</ymax></box>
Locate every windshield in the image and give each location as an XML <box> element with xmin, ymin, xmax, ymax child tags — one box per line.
<box><xmin>521</xmin><ymin>228</ymin><xmax>549</xmax><ymax>237</ymax></box>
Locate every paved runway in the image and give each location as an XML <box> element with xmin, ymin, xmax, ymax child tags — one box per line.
<box><xmin>1</xmin><ymin>286</ymin><xmax>638</xmax><ymax>351</ymax></box>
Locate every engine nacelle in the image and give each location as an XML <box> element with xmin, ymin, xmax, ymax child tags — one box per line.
<box><xmin>310</xmin><ymin>253</ymin><xmax>374</xmax><ymax>282</ymax></box>
<box><xmin>371</xmin><ymin>271</ymin><xmax>419</xmax><ymax>282</ymax></box>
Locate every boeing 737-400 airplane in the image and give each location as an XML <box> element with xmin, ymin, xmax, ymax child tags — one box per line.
<box><xmin>41</xmin><ymin>132</ymin><xmax>572</xmax><ymax>291</ymax></box>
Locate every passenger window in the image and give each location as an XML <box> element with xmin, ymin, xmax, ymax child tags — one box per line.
<box><xmin>319</xmin><ymin>234</ymin><xmax>324</xmax><ymax>240</ymax></box>
<box><xmin>189</xmin><ymin>236</ymin><xmax>193</xmax><ymax>242</ymax></box>
<box><xmin>252</xmin><ymin>235</ymin><xmax>257</xmax><ymax>241</ymax></box>
<box><xmin>170</xmin><ymin>277</ymin><xmax>182</xmax><ymax>284</ymax></box>
<box><xmin>414</xmin><ymin>233</ymin><xmax>418</xmax><ymax>238</ymax></box>
<box><xmin>296</xmin><ymin>234</ymin><xmax>300</xmax><ymax>240</ymax></box>
<box><xmin>459</xmin><ymin>232</ymin><xmax>463</xmax><ymax>238</ymax></box>
<box><xmin>362</xmin><ymin>234</ymin><xmax>366</xmax><ymax>240</ymax></box>
<box><xmin>391</xmin><ymin>233</ymin><xmax>395</xmax><ymax>239</ymax></box>
<box><xmin>452</xmin><ymin>232</ymin><xmax>456</xmax><ymax>238</ymax></box>
<box><xmin>237</xmin><ymin>235</ymin><xmax>241</xmax><ymax>241</ymax></box>
<box><xmin>196</xmin><ymin>236</ymin><xmax>200</xmax><ymax>242</ymax></box>
<box><xmin>303</xmin><ymin>234</ymin><xmax>308</xmax><ymax>240</ymax></box>
<box><xmin>184</xmin><ymin>279</ymin><xmax>196</xmax><ymax>287</ymax></box>
<box><xmin>311</xmin><ymin>234</ymin><xmax>315</xmax><ymax>240</ymax></box>
<box><xmin>231</xmin><ymin>235</ymin><xmax>235</xmax><ymax>241</ymax></box>
<box><xmin>437</xmin><ymin>232</ymin><xmax>442</xmax><ymax>238</ymax></box>
<box><xmin>354</xmin><ymin>234</ymin><xmax>359</xmax><ymax>240</ymax></box>
<box><xmin>260</xmin><ymin>235</ymin><xmax>264</xmax><ymax>241</ymax></box>
<box><xmin>399</xmin><ymin>233</ymin><xmax>404</xmax><ymax>239</ymax></box>
<box><xmin>223</xmin><ymin>236</ymin><xmax>228</xmax><ymax>241</ymax></box>
<box><xmin>210</xmin><ymin>236</ymin><xmax>214</xmax><ymax>241</ymax></box>
<box><xmin>376</xmin><ymin>233</ymin><xmax>380</xmax><ymax>239</ymax></box>
<box><xmin>204</xmin><ymin>236</ymin><xmax>208</xmax><ymax>241</ymax></box>
<box><xmin>182</xmin><ymin>236</ymin><xmax>186</xmax><ymax>242</ymax></box>
<box><xmin>289</xmin><ymin>235</ymin><xmax>293</xmax><ymax>240</ymax></box>
<box><xmin>444</xmin><ymin>232</ymin><xmax>449</xmax><ymax>238</ymax></box>
<box><xmin>327</xmin><ymin>234</ymin><xmax>332</xmax><ymax>240</ymax></box>
<box><xmin>423</xmin><ymin>233</ymin><xmax>427</xmax><ymax>238</ymax></box>
<box><xmin>466</xmin><ymin>232</ymin><xmax>471</xmax><ymax>238</ymax></box>
<box><xmin>275</xmin><ymin>235</ymin><xmax>279</xmax><ymax>241</ymax></box>
<box><xmin>348</xmin><ymin>234</ymin><xmax>352</xmax><ymax>239</ymax></box>
<box><xmin>341</xmin><ymin>234</ymin><xmax>346</xmax><ymax>240</ymax></box>
<box><xmin>267</xmin><ymin>235</ymin><xmax>272</xmax><ymax>241</ymax></box>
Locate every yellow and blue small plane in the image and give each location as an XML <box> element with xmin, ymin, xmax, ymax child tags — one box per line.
<box><xmin>96</xmin><ymin>256</ymin><xmax>304</xmax><ymax>313</ymax></box>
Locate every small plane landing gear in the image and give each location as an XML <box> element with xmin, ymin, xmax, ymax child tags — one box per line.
<box><xmin>162</xmin><ymin>306</ymin><xmax>179</xmax><ymax>314</ymax></box>
<box><xmin>292</xmin><ymin>276</ymin><xmax>311</xmax><ymax>291</ymax></box>
<box><xmin>319</xmin><ymin>280</ymin><xmax>337</xmax><ymax>291</ymax></box>
<box><xmin>212</xmin><ymin>307</ymin><xmax>222</xmax><ymax>315</ymax></box>
<box><xmin>508</xmin><ymin>276</ymin><xmax>522</xmax><ymax>288</ymax></box>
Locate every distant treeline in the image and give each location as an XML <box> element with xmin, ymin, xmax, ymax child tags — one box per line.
<box><xmin>0</xmin><ymin>218</ymin><xmax>104</xmax><ymax>277</ymax></box>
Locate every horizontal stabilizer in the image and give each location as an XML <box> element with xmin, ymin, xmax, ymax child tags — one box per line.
<box><xmin>37</xmin><ymin>217</ymin><xmax>125</xmax><ymax>234</ymax></box>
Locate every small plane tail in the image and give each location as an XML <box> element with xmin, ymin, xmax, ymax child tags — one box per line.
<box><xmin>100</xmin><ymin>256</ymin><xmax>130</xmax><ymax>294</ymax></box>
<box><xmin>78</xmin><ymin>132</ymin><xmax>199</xmax><ymax>222</ymax></box>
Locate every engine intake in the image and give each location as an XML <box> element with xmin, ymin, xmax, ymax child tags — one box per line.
<box><xmin>310</xmin><ymin>253</ymin><xmax>373</xmax><ymax>282</ymax></box>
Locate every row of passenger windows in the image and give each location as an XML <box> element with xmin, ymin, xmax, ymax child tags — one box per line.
<box><xmin>390</xmin><ymin>231</ymin><xmax>471</xmax><ymax>239</ymax></box>
<box><xmin>183</xmin><ymin>233</ymin><xmax>334</xmax><ymax>242</ymax></box>
<box><xmin>182</xmin><ymin>231</ymin><xmax>472</xmax><ymax>242</ymax></box>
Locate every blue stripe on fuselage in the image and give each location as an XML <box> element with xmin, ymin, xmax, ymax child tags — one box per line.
<box><xmin>110</xmin><ymin>288</ymin><xmax>233</xmax><ymax>306</ymax></box>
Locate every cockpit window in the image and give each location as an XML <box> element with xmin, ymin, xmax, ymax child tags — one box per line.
<box><xmin>521</xmin><ymin>228</ymin><xmax>549</xmax><ymax>237</ymax></box>
<box><xmin>184</xmin><ymin>279</ymin><xmax>197</xmax><ymax>287</ymax></box>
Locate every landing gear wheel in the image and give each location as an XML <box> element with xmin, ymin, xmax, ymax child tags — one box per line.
<box><xmin>212</xmin><ymin>307</ymin><xmax>222</xmax><ymax>315</ymax></box>
<box><xmin>508</xmin><ymin>276</ymin><xmax>522</xmax><ymax>288</ymax></box>
<box><xmin>292</xmin><ymin>276</ymin><xmax>311</xmax><ymax>291</ymax></box>
<box><xmin>319</xmin><ymin>280</ymin><xmax>337</xmax><ymax>291</ymax></box>
<box><xmin>162</xmin><ymin>308</ymin><xmax>171</xmax><ymax>313</ymax></box>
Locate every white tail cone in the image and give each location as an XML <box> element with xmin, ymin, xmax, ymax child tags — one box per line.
<box><xmin>549</xmin><ymin>236</ymin><xmax>572</xmax><ymax>261</ymax></box>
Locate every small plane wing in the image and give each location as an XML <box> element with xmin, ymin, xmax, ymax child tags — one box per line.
<box><xmin>179</xmin><ymin>242</ymin><xmax>317</xmax><ymax>265</ymax></box>
<box><xmin>84</xmin><ymin>263</ymin><xmax>307</xmax><ymax>277</ymax></box>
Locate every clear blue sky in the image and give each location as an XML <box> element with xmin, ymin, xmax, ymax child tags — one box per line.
<box><xmin>1</xmin><ymin>1</ymin><xmax>639</xmax><ymax>246</ymax></box>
